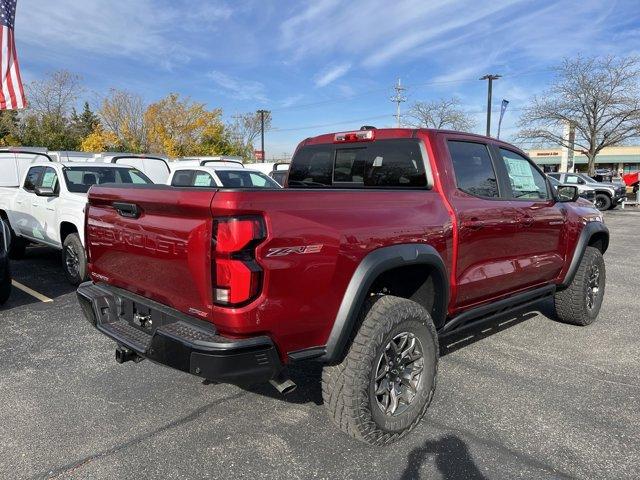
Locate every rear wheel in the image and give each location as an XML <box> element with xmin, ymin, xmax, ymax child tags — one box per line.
<box><xmin>62</xmin><ymin>233</ymin><xmax>88</xmax><ymax>286</ymax></box>
<box><xmin>594</xmin><ymin>193</ymin><xmax>611</xmax><ymax>211</ymax></box>
<box><xmin>554</xmin><ymin>246</ymin><xmax>605</xmax><ymax>326</ymax></box>
<box><xmin>322</xmin><ymin>295</ymin><xmax>438</xmax><ymax>445</ymax></box>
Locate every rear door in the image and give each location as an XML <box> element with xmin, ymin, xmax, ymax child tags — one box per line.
<box><xmin>445</xmin><ymin>139</ymin><xmax>527</xmax><ymax>308</ymax></box>
<box><xmin>14</xmin><ymin>166</ymin><xmax>44</xmax><ymax>237</ymax></box>
<box><xmin>492</xmin><ymin>147</ymin><xmax>565</xmax><ymax>288</ymax></box>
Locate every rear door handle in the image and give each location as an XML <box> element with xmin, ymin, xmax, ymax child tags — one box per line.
<box><xmin>113</xmin><ymin>202</ymin><xmax>141</xmax><ymax>218</ymax></box>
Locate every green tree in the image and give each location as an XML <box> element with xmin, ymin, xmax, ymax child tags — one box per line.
<box><xmin>0</xmin><ymin>111</ymin><xmax>20</xmax><ymax>146</ymax></box>
<box><xmin>71</xmin><ymin>102</ymin><xmax>100</xmax><ymax>139</ymax></box>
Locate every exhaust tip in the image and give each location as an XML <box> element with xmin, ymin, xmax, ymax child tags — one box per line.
<box><xmin>269</xmin><ymin>375</ymin><xmax>297</xmax><ymax>395</ymax></box>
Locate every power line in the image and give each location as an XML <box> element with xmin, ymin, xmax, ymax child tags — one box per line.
<box><xmin>267</xmin><ymin>68</ymin><xmax>554</xmax><ymax>114</ymax></box>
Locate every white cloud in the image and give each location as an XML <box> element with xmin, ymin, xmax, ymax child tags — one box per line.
<box><xmin>18</xmin><ymin>0</ymin><xmax>234</xmax><ymax>64</ymax></box>
<box><xmin>208</xmin><ymin>71</ymin><xmax>268</xmax><ymax>103</ymax></box>
<box><xmin>314</xmin><ymin>63</ymin><xmax>351</xmax><ymax>87</ymax></box>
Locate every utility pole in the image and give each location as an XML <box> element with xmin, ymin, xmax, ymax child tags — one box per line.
<box><xmin>256</xmin><ymin>109</ymin><xmax>270</xmax><ymax>162</ymax></box>
<box><xmin>390</xmin><ymin>78</ymin><xmax>407</xmax><ymax>127</ymax></box>
<box><xmin>479</xmin><ymin>74</ymin><xmax>501</xmax><ymax>137</ymax></box>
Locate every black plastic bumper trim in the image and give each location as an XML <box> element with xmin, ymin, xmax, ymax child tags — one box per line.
<box><xmin>77</xmin><ymin>281</ymin><xmax>282</xmax><ymax>385</ymax></box>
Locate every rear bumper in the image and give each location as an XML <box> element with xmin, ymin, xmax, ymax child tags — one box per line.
<box><xmin>77</xmin><ymin>282</ymin><xmax>282</xmax><ymax>385</ymax></box>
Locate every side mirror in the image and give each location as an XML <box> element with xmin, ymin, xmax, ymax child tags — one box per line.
<box><xmin>34</xmin><ymin>186</ymin><xmax>57</xmax><ymax>197</ymax></box>
<box><xmin>556</xmin><ymin>185</ymin><xmax>579</xmax><ymax>202</ymax></box>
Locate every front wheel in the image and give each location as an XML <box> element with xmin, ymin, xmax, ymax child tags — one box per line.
<box><xmin>322</xmin><ymin>295</ymin><xmax>438</xmax><ymax>445</ymax></box>
<box><xmin>62</xmin><ymin>233</ymin><xmax>88</xmax><ymax>286</ymax></box>
<box><xmin>554</xmin><ymin>246</ymin><xmax>605</xmax><ymax>326</ymax></box>
<box><xmin>594</xmin><ymin>194</ymin><xmax>611</xmax><ymax>211</ymax></box>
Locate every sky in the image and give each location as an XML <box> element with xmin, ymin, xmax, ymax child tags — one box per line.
<box><xmin>14</xmin><ymin>0</ymin><xmax>640</xmax><ymax>158</ymax></box>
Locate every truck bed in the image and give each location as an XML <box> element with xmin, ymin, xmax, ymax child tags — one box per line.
<box><xmin>86</xmin><ymin>184</ymin><xmax>452</xmax><ymax>353</ymax></box>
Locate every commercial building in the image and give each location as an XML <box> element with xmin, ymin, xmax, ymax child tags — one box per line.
<box><xmin>528</xmin><ymin>146</ymin><xmax>640</xmax><ymax>173</ymax></box>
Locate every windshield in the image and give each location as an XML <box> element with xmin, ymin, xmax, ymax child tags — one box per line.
<box><xmin>63</xmin><ymin>166</ymin><xmax>152</xmax><ymax>193</ymax></box>
<box><xmin>215</xmin><ymin>170</ymin><xmax>280</xmax><ymax>188</ymax></box>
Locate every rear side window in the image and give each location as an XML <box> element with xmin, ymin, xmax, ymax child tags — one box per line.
<box><xmin>447</xmin><ymin>141</ymin><xmax>498</xmax><ymax>198</ymax></box>
<box><xmin>171</xmin><ymin>170</ymin><xmax>196</xmax><ymax>187</ymax></box>
<box><xmin>288</xmin><ymin>139</ymin><xmax>427</xmax><ymax>188</ymax></box>
<box><xmin>498</xmin><ymin>149</ymin><xmax>550</xmax><ymax>199</ymax></box>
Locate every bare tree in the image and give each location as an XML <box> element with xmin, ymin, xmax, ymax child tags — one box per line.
<box><xmin>406</xmin><ymin>97</ymin><xmax>476</xmax><ymax>132</ymax></box>
<box><xmin>25</xmin><ymin>70</ymin><xmax>83</xmax><ymax>119</ymax></box>
<box><xmin>229</xmin><ymin>111</ymin><xmax>272</xmax><ymax>158</ymax></box>
<box><xmin>518</xmin><ymin>56</ymin><xmax>640</xmax><ymax>174</ymax></box>
<box><xmin>99</xmin><ymin>89</ymin><xmax>148</xmax><ymax>152</ymax></box>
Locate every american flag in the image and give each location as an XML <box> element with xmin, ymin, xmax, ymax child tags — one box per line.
<box><xmin>0</xmin><ymin>0</ymin><xmax>25</xmax><ymax>109</ymax></box>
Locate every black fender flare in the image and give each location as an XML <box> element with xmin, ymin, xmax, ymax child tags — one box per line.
<box><xmin>560</xmin><ymin>222</ymin><xmax>609</xmax><ymax>288</ymax></box>
<box><xmin>321</xmin><ymin>244</ymin><xmax>449</xmax><ymax>364</ymax></box>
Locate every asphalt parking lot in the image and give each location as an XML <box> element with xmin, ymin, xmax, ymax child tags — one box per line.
<box><xmin>1</xmin><ymin>210</ymin><xmax>639</xmax><ymax>480</ymax></box>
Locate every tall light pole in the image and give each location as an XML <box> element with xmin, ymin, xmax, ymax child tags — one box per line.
<box><xmin>480</xmin><ymin>74</ymin><xmax>501</xmax><ymax>137</ymax></box>
<box><xmin>390</xmin><ymin>78</ymin><xmax>406</xmax><ymax>127</ymax></box>
<box><xmin>256</xmin><ymin>109</ymin><xmax>270</xmax><ymax>162</ymax></box>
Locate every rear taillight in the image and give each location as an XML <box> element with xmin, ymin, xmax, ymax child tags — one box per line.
<box><xmin>212</xmin><ymin>216</ymin><xmax>266</xmax><ymax>307</ymax></box>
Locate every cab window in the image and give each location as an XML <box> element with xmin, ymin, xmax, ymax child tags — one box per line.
<box><xmin>288</xmin><ymin>139</ymin><xmax>427</xmax><ymax>188</ymax></box>
<box><xmin>23</xmin><ymin>166</ymin><xmax>44</xmax><ymax>192</ymax></box>
<box><xmin>447</xmin><ymin>141</ymin><xmax>499</xmax><ymax>198</ymax></box>
<box><xmin>171</xmin><ymin>170</ymin><xmax>196</xmax><ymax>187</ymax></box>
<box><xmin>564</xmin><ymin>174</ymin><xmax>584</xmax><ymax>185</ymax></box>
<box><xmin>40</xmin><ymin>167</ymin><xmax>59</xmax><ymax>193</ymax></box>
<box><xmin>498</xmin><ymin>149</ymin><xmax>550</xmax><ymax>200</ymax></box>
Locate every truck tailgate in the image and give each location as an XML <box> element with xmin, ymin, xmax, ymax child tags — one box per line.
<box><xmin>86</xmin><ymin>185</ymin><xmax>216</xmax><ymax>319</ymax></box>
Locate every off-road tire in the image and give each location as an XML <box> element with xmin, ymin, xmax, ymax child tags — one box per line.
<box><xmin>0</xmin><ymin>265</ymin><xmax>11</xmax><ymax>305</ymax></box>
<box><xmin>62</xmin><ymin>233</ymin><xmax>88</xmax><ymax>286</ymax></box>
<box><xmin>554</xmin><ymin>246</ymin><xmax>605</xmax><ymax>326</ymax></box>
<box><xmin>3</xmin><ymin>221</ymin><xmax>27</xmax><ymax>260</ymax></box>
<box><xmin>322</xmin><ymin>295</ymin><xmax>438</xmax><ymax>446</ymax></box>
<box><xmin>594</xmin><ymin>193</ymin><xmax>611</xmax><ymax>211</ymax></box>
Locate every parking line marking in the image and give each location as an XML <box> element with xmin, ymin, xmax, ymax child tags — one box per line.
<box><xmin>11</xmin><ymin>280</ymin><xmax>53</xmax><ymax>303</ymax></box>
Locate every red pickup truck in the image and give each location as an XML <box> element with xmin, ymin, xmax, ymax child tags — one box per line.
<box><xmin>78</xmin><ymin>128</ymin><xmax>608</xmax><ymax>445</ymax></box>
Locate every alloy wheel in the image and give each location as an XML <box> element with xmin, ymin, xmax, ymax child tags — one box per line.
<box><xmin>374</xmin><ymin>332</ymin><xmax>425</xmax><ymax>416</ymax></box>
<box><xmin>65</xmin><ymin>244</ymin><xmax>79</xmax><ymax>278</ymax></box>
<box><xmin>586</xmin><ymin>264</ymin><xmax>601</xmax><ymax>310</ymax></box>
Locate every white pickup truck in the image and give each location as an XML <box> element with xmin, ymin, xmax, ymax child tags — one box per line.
<box><xmin>0</xmin><ymin>151</ymin><xmax>154</xmax><ymax>284</ymax></box>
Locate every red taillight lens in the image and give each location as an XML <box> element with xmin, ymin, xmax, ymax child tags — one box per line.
<box><xmin>213</xmin><ymin>216</ymin><xmax>266</xmax><ymax>307</ymax></box>
<box><xmin>215</xmin><ymin>217</ymin><xmax>264</xmax><ymax>253</ymax></box>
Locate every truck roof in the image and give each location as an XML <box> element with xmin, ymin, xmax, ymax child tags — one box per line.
<box><xmin>300</xmin><ymin>127</ymin><xmax>528</xmax><ymax>156</ymax></box>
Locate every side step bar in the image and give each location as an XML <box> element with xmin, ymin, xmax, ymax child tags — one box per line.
<box><xmin>439</xmin><ymin>285</ymin><xmax>556</xmax><ymax>336</ymax></box>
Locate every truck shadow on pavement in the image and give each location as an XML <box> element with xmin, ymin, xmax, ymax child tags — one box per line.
<box><xmin>400</xmin><ymin>435</ymin><xmax>487</xmax><ymax>480</ymax></box>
